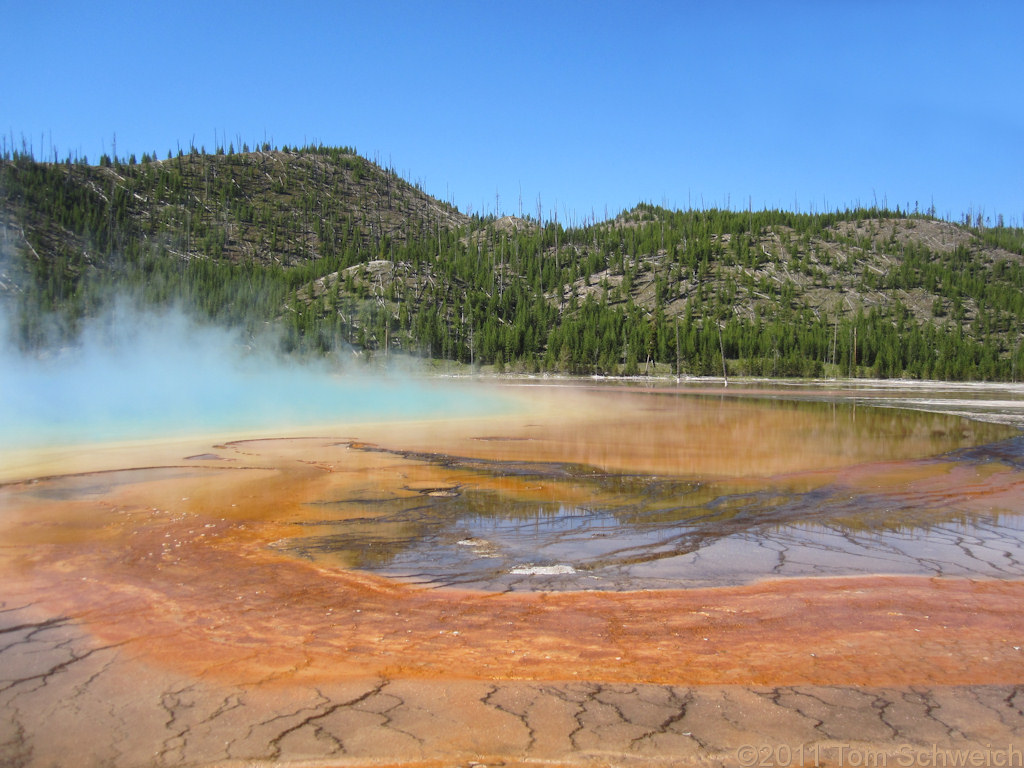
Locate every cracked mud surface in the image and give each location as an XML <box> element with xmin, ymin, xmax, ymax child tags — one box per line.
<box><xmin>2</xmin><ymin>384</ymin><xmax>1024</xmax><ymax>766</ymax></box>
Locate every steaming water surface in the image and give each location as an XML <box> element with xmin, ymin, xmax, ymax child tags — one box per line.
<box><xmin>1</xmin><ymin>366</ymin><xmax>505</xmax><ymax>447</ymax></box>
<box><xmin>0</xmin><ymin>310</ymin><xmax>512</xmax><ymax>448</ymax></box>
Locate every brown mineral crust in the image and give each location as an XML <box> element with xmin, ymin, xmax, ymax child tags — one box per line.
<box><xmin>13</xmin><ymin>515</ymin><xmax>1024</xmax><ymax>689</ymax></box>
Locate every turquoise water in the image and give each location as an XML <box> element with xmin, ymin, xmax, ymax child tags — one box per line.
<box><xmin>0</xmin><ymin>311</ymin><xmax>511</xmax><ymax>448</ymax></box>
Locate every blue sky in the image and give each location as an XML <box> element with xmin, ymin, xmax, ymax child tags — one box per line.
<box><xmin>6</xmin><ymin>1</ymin><xmax>1022</xmax><ymax>225</ymax></box>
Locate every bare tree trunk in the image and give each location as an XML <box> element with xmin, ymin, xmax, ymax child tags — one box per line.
<box><xmin>675</xmin><ymin>321</ymin><xmax>680</xmax><ymax>380</ymax></box>
<box><xmin>719</xmin><ymin>325</ymin><xmax>728</xmax><ymax>387</ymax></box>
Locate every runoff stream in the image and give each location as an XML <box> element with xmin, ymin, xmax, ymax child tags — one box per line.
<box><xmin>270</xmin><ymin>390</ymin><xmax>1024</xmax><ymax>591</ymax></box>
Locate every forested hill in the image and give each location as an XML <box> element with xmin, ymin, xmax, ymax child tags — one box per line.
<box><xmin>3</xmin><ymin>144</ymin><xmax>1024</xmax><ymax>380</ymax></box>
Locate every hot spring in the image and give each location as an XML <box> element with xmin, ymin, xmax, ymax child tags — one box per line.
<box><xmin>3</xmin><ymin>365</ymin><xmax>1024</xmax><ymax>767</ymax></box>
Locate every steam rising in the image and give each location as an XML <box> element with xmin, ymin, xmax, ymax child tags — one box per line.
<box><xmin>0</xmin><ymin>304</ymin><xmax>506</xmax><ymax>449</ymax></box>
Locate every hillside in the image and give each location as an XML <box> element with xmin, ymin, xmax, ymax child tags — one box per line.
<box><xmin>3</xmin><ymin>145</ymin><xmax>1024</xmax><ymax>380</ymax></box>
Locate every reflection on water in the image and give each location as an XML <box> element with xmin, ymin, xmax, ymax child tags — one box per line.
<box><xmin>18</xmin><ymin>466</ymin><xmax>213</xmax><ymax>500</ymax></box>
<box><xmin>277</xmin><ymin>398</ymin><xmax>1024</xmax><ymax>591</ymax></box>
<box><xmin>411</xmin><ymin>389</ymin><xmax>1013</xmax><ymax>478</ymax></box>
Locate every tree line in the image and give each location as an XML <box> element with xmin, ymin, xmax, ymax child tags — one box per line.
<box><xmin>2</xmin><ymin>147</ymin><xmax>1024</xmax><ymax>381</ymax></box>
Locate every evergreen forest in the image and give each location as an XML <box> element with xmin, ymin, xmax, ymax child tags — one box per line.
<box><xmin>3</xmin><ymin>143</ymin><xmax>1024</xmax><ymax>381</ymax></box>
